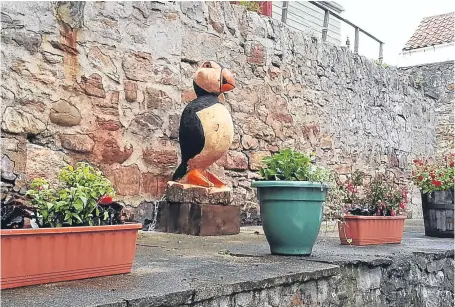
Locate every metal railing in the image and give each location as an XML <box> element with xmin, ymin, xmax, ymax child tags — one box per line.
<box><xmin>280</xmin><ymin>1</ymin><xmax>384</xmax><ymax>63</ymax></box>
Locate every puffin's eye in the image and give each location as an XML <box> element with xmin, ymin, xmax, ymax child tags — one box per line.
<box><xmin>222</xmin><ymin>76</ymin><xmax>228</xmax><ymax>84</ymax></box>
<box><xmin>202</xmin><ymin>62</ymin><xmax>212</xmax><ymax>68</ymax></box>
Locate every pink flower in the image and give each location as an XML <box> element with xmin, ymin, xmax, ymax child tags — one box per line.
<box><xmin>391</xmin><ymin>209</ymin><xmax>396</xmax><ymax>216</ymax></box>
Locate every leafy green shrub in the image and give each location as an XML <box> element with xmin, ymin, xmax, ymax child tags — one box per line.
<box><xmin>259</xmin><ymin>148</ymin><xmax>331</xmax><ymax>182</ymax></box>
<box><xmin>238</xmin><ymin>1</ymin><xmax>262</xmax><ymax>13</ymax></box>
<box><xmin>26</xmin><ymin>162</ymin><xmax>115</xmax><ymax>227</ymax></box>
<box><xmin>374</xmin><ymin>59</ymin><xmax>388</xmax><ymax>68</ymax></box>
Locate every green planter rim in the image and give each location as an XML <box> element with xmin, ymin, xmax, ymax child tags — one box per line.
<box><xmin>252</xmin><ymin>180</ymin><xmax>328</xmax><ymax>189</ymax></box>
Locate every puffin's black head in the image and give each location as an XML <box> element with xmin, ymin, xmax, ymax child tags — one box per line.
<box><xmin>193</xmin><ymin>61</ymin><xmax>235</xmax><ymax>97</ymax></box>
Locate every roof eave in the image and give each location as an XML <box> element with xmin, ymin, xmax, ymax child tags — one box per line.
<box><xmin>402</xmin><ymin>41</ymin><xmax>455</xmax><ymax>52</ymax></box>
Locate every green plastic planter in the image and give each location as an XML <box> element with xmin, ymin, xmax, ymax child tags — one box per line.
<box><xmin>252</xmin><ymin>181</ymin><xmax>328</xmax><ymax>256</ymax></box>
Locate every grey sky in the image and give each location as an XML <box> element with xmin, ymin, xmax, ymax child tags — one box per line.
<box><xmin>337</xmin><ymin>0</ymin><xmax>455</xmax><ymax>65</ymax></box>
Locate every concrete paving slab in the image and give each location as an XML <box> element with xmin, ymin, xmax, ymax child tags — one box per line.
<box><xmin>1</xmin><ymin>219</ymin><xmax>452</xmax><ymax>307</ymax></box>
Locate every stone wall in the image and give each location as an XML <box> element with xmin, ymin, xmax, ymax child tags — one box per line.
<box><xmin>127</xmin><ymin>251</ymin><xmax>455</xmax><ymax>307</ymax></box>
<box><xmin>188</xmin><ymin>254</ymin><xmax>453</xmax><ymax>307</ymax></box>
<box><xmin>399</xmin><ymin>60</ymin><xmax>454</xmax><ymax>156</ymax></box>
<box><xmin>1</xmin><ymin>2</ymin><xmax>436</xmax><ymax>224</ymax></box>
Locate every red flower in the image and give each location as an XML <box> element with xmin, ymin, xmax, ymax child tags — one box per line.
<box><xmin>391</xmin><ymin>209</ymin><xmax>396</xmax><ymax>216</ymax></box>
<box><xmin>431</xmin><ymin>180</ymin><xmax>442</xmax><ymax>187</ymax></box>
<box><xmin>400</xmin><ymin>203</ymin><xmax>405</xmax><ymax>209</ymax></box>
<box><xmin>418</xmin><ymin>176</ymin><xmax>423</xmax><ymax>182</ymax></box>
<box><xmin>450</xmin><ymin>161</ymin><xmax>454</xmax><ymax>167</ymax></box>
<box><xmin>99</xmin><ymin>196</ymin><xmax>113</xmax><ymax>205</ymax></box>
<box><xmin>413</xmin><ymin>159</ymin><xmax>419</xmax><ymax>164</ymax></box>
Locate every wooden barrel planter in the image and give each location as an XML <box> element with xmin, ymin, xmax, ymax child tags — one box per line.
<box><xmin>421</xmin><ymin>189</ymin><xmax>454</xmax><ymax>238</ymax></box>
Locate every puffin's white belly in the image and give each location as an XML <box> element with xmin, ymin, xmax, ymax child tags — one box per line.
<box><xmin>188</xmin><ymin>103</ymin><xmax>234</xmax><ymax>170</ymax></box>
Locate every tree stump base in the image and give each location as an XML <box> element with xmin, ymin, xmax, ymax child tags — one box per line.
<box><xmin>155</xmin><ymin>182</ymin><xmax>240</xmax><ymax>236</ymax></box>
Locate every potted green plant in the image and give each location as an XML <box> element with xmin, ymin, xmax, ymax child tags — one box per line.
<box><xmin>251</xmin><ymin>149</ymin><xmax>330</xmax><ymax>256</ymax></box>
<box><xmin>1</xmin><ymin>162</ymin><xmax>142</xmax><ymax>289</ymax></box>
<box><xmin>412</xmin><ymin>154</ymin><xmax>454</xmax><ymax>238</ymax></box>
<box><xmin>336</xmin><ymin>171</ymin><xmax>408</xmax><ymax>245</ymax></box>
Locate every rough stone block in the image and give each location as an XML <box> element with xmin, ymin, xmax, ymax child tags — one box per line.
<box><xmin>156</xmin><ymin>201</ymin><xmax>240</xmax><ymax>236</ymax></box>
<box><xmin>142</xmin><ymin>149</ymin><xmax>178</xmax><ymax>168</ymax></box>
<box><xmin>80</xmin><ymin>73</ymin><xmax>105</xmax><ymax>98</ymax></box>
<box><xmin>166</xmin><ymin>182</ymin><xmax>232</xmax><ymax>205</ymax></box>
<box><xmin>106</xmin><ymin>165</ymin><xmax>141</xmax><ymax>196</ymax></box>
<box><xmin>155</xmin><ymin>182</ymin><xmax>239</xmax><ymax>235</ymax></box>
<box><xmin>60</xmin><ymin>134</ymin><xmax>95</xmax><ymax>153</ymax></box>
<box><xmin>217</xmin><ymin>151</ymin><xmax>248</xmax><ymax>171</ymax></box>
<box><xmin>124</xmin><ymin>80</ymin><xmax>138</xmax><ymax>102</ymax></box>
<box><xmin>246</xmin><ymin>41</ymin><xmax>266</xmax><ymax>65</ymax></box>
<box><xmin>49</xmin><ymin>100</ymin><xmax>81</xmax><ymax>127</ymax></box>
<box><xmin>249</xmin><ymin>151</ymin><xmax>270</xmax><ymax>171</ymax></box>
<box><xmin>2</xmin><ymin>107</ymin><xmax>46</xmax><ymax>134</ymax></box>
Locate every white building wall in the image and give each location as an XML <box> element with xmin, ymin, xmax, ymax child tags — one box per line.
<box><xmin>397</xmin><ymin>43</ymin><xmax>455</xmax><ymax>67</ymax></box>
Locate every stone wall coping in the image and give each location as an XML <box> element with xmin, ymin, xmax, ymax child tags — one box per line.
<box><xmin>2</xmin><ymin>220</ymin><xmax>453</xmax><ymax>307</ymax></box>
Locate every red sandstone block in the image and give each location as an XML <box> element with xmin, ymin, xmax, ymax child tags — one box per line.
<box><xmin>156</xmin><ymin>202</ymin><xmax>240</xmax><ymax>236</ymax></box>
<box><xmin>198</xmin><ymin>204</ymin><xmax>240</xmax><ymax>236</ymax></box>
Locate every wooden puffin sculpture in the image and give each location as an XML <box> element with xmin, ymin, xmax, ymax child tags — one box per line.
<box><xmin>172</xmin><ymin>61</ymin><xmax>235</xmax><ymax>188</ymax></box>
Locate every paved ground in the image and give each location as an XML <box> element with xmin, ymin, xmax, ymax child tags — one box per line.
<box><xmin>2</xmin><ymin>220</ymin><xmax>453</xmax><ymax>307</ymax></box>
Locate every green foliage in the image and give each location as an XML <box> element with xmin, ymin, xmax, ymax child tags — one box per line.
<box><xmin>26</xmin><ymin>162</ymin><xmax>115</xmax><ymax>228</ymax></box>
<box><xmin>238</xmin><ymin>1</ymin><xmax>262</xmax><ymax>13</ymax></box>
<box><xmin>374</xmin><ymin>59</ymin><xmax>388</xmax><ymax>68</ymax></box>
<box><xmin>259</xmin><ymin>148</ymin><xmax>331</xmax><ymax>183</ymax></box>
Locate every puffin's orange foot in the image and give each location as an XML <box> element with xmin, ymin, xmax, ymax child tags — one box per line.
<box><xmin>186</xmin><ymin>169</ymin><xmax>213</xmax><ymax>187</ymax></box>
<box><xmin>203</xmin><ymin>170</ymin><xmax>227</xmax><ymax>188</ymax></box>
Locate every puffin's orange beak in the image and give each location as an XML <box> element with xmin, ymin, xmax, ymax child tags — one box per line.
<box><xmin>220</xmin><ymin>68</ymin><xmax>235</xmax><ymax>93</ymax></box>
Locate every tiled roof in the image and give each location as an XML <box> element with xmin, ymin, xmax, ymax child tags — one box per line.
<box><xmin>403</xmin><ymin>12</ymin><xmax>454</xmax><ymax>51</ymax></box>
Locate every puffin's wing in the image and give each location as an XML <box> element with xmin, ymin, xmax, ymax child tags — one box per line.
<box><xmin>178</xmin><ymin>103</ymin><xmax>205</xmax><ymax>162</ymax></box>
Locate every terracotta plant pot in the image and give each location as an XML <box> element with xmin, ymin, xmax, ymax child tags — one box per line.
<box><xmin>1</xmin><ymin>223</ymin><xmax>142</xmax><ymax>289</ymax></box>
<box><xmin>338</xmin><ymin>215</ymin><xmax>406</xmax><ymax>246</ymax></box>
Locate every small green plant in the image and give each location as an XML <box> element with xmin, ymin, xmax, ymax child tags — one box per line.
<box><xmin>238</xmin><ymin>1</ymin><xmax>262</xmax><ymax>13</ymax></box>
<box><xmin>26</xmin><ymin>162</ymin><xmax>115</xmax><ymax>228</ymax></box>
<box><xmin>259</xmin><ymin>148</ymin><xmax>331</xmax><ymax>182</ymax></box>
<box><xmin>374</xmin><ymin>59</ymin><xmax>388</xmax><ymax>68</ymax></box>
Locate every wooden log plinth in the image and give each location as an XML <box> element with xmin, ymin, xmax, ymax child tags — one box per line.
<box><xmin>155</xmin><ymin>182</ymin><xmax>240</xmax><ymax>236</ymax></box>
